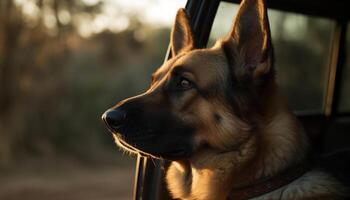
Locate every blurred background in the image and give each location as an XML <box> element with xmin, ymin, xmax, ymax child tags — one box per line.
<box><xmin>0</xmin><ymin>0</ymin><xmax>349</xmax><ymax>200</ymax></box>
<box><xmin>0</xmin><ymin>0</ymin><xmax>185</xmax><ymax>199</ymax></box>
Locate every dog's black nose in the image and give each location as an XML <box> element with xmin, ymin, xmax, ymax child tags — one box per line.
<box><xmin>102</xmin><ymin>109</ymin><xmax>127</xmax><ymax>132</ymax></box>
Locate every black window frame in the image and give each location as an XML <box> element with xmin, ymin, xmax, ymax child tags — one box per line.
<box><xmin>133</xmin><ymin>0</ymin><xmax>350</xmax><ymax>199</ymax></box>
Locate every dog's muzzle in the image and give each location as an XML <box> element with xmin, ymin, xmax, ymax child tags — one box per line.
<box><xmin>102</xmin><ymin>109</ymin><xmax>127</xmax><ymax>133</ymax></box>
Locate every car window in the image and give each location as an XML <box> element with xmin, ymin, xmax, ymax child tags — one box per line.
<box><xmin>208</xmin><ymin>2</ymin><xmax>334</xmax><ymax>112</ymax></box>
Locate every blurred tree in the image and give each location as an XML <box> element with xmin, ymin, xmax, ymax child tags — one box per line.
<box><xmin>0</xmin><ymin>0</ymin><xmax>103</xmax><ymax>166</ymax></box>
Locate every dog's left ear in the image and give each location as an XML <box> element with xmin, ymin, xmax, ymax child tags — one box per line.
<box><xmin>224</xmin><ymin>0</ymin><xmax>273</xmax><ymax>78</ymax></box>
<box><xmin>171</xmin><ymin>8</ymin><xmax>195</xmax><ymax>57</ymax></box>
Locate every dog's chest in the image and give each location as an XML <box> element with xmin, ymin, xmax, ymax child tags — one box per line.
<box><xmin>166</xmin><ymin>163</ymin><xmax>230</xmax><ymax>200</ymax></box>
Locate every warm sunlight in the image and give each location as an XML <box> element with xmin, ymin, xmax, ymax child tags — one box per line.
<box><xmin>15</xmin><ymin>0</ymin><xmax>186</xmax><ymax>37</ymax></box>
<box><xmin>2</xmin><ymin>0</ymin><xmax>349</xmax><ymax>199</ymax></box>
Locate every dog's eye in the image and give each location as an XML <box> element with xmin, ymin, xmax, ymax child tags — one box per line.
<box><xmin>178</xmin><ymin>78</ymin><xmax>192</xmax><ymax>90</ymax></box>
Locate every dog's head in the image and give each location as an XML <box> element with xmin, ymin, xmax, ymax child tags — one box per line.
<box><xmin>102</xmin><ymin>0</ymin><xmax>274</xmax><ymax>160</ymax></box>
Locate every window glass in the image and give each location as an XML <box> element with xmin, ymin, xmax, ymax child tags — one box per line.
<box><xmin>209</xmin><ymin>2</ymin><xmax>334</xmax><ymax>112</ymax></box>
<box><xmin>338</xmin><ymin>24</ymin><xmax>350</xmax><ymax>112</ymax></box>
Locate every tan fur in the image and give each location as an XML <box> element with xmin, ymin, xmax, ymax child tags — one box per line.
<box><xmin>166</xmin><ymin>95</ymin><xmax>347</xmax><ymax>199</ymax></box>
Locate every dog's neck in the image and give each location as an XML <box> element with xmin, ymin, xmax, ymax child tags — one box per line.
<box><xmin>166</xmin><ymin>88</ymin><xmax>309</xmax><ymax>200</ymax></box>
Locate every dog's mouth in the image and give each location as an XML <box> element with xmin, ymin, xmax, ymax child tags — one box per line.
<box><xmin>113</xmin><ymin>132</ymin><xmax>176</xmax><ymax>160</ymax></box>
<box><xmin>112</xmin><ymin>132</ymin><xmax>192</xmax><ymax>160</ymax></box>
<box><xmin>113</xmin><ymin>133</ymin><xmax>156</xmax><ymax>157</ymax></box>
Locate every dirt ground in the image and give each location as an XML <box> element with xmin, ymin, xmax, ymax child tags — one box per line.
<box><xmin>0</xmin><ymin>159</ymin><xmax>135</xmax><ymax>200</ymax></box>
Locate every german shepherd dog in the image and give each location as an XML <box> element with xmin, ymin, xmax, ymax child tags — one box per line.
<box><xmin>102</xmin><ymin>0</ymin><xmax>350</xmax><ymax>199</ymax></box>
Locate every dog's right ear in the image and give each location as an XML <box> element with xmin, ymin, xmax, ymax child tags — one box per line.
<box><xmin>223</xmin><ymin>0</ymin><xmax>273</xmax><ymax>79</ymax></box>
<box><xmin>171</xmin><ymin>9</ymin><xmax>195</xmax><ymax>57</ymax></box>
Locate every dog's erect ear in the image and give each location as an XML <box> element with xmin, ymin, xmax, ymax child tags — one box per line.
<box><xmin>171</xmin><ymin>9</ymin><xmax>195</xmax><ymax>56</ymax></box>
<box><xmin>225</xmin><ymin>0</ymin><xmax>273</xmax><ymax>78</ymax></box>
